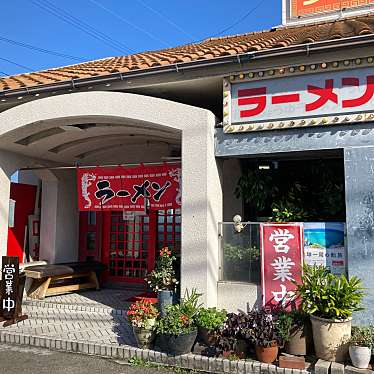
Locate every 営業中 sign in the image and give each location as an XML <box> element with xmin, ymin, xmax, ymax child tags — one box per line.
<box><xmin>1</xmin><ymin>256</ymin><xmax>19</xmax><ymax>320</ymax></box>
<box><xmin>77</xmin><ymin>163</ymin><xmax>181</xmax><ymax>211</ymax></box>
<box><xmin>261</xmin><ymin>223</ymin><xmax>303</xmax><ymax>309</ymax></box>
<box><xmin>226</xmin><ymin>66</ymin><xmax>374</xmax><ymax>133</ymax></box>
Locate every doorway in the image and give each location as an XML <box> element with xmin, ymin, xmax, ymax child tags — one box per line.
<box><xmin>79</xmin><ymin>209</ymin><xmax>181</xmax><ymax>284</ymax></box>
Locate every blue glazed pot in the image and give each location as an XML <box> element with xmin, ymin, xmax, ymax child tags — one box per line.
<box><xmin>157</xmin><ymin>290</ymin><xmax>173</xmax><ymax>317</ymax></box>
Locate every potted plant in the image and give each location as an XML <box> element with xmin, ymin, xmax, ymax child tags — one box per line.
<box><xmin>213</xmin><ymin>312</ymin><xmax>253</xmax><ymax>359</ymax></box>
<box><xmin>145</xmin><ymin>247</ymin><xmax>178</xmax><ymax>316</ymax></box>
<box><xmin>349</xmin><ymin>326</ymin><xmax>373</xmax><ymax>369</ymax></box>
<box><xmin>155</xmin><ymin>289</ymin><xmax>201</xmax><ymax>355</ymax></box>
<box><xmin>127</xmin><ymin>300</ymin><xmax>159</xmax><ymax>349</ymax></box>
<box><xmin>249</xmin><ymin>309</ymin><xmax>280</xmax><ymax>363</ymax></box>
<box><xmin>295</xmin><ymin>264</ymin><xmax>365</xmax><ymax>362</ymax></box>
<box><xmin>196</xmin><ymin>307</ymin><xmax>227</xmax><ymax>346</ymax></box>
<box><xmin>276</xmin><ymin>310</ymin><xmax>311</xmax><ymax>356</ymax></box>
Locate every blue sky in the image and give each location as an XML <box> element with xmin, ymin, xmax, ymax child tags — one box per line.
<box><xmin>0</xmin><ymin>0</ymin><xmax>281</xmax><ymax>76</ymax></box>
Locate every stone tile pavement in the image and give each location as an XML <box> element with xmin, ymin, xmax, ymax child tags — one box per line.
<box><xmin>2</xmin><ymin>288</ymin><xmax>138</xmax><ymax>346</ymax></box>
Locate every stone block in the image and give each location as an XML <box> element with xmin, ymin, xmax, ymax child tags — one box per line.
<box><xmin>331</xmin><ymin>363</ymin><xmax>345</xmax><ymax>374</ymax></box>
<box><xmin>261</xmin><ymin>363</ymin><xmax>270</xmax><ymax>374</ymax></box>
<box><xmin>214</xmin><ymin>357</ymin><xmax>224</xmax><ymax>373</ymax></box>
<box><xmin>230</xmin><ymin>359</ymin><xmax>238</xmax><ymax>373</ymax></box>
<box><xmin>269</xmin><ymin>364</ymin><xmax>277</xmax><ymax>374</ymax></box>
<box><xmin>223</xmin><ymin>359</ymin><xmax>231</xmax><ymax>373</ymax></box>
<box><xmin>245</xmin><ymin>360</ymin><xmax>254</xmax><ymax>374</ymax></box>
<box><xmin>345</xmin><ymin>366</ymin><xmax>372</xmax><ymax>374</ymax></box>
<box><xmin>201</xmin><ymin>356</ymin><xmax>209</xmax><ymax>371</ymax></box>
<box><xmin>315</xmin><ymin>360</ymin><xmax>332</xmax><ymax>374</ymax></box>
<box><xmin>253</xmin><ymin>362</ymin><xmax>261</xmax><ymax>374</ymax></box>
<box><xmin>238</xmin><ymin>361</ymin><xmax>245</xmax><ymax>374</ymax></box>
<box><xmin>180</xmin><ymin>354</ymin><xmax>189</xmax><ymax>369</ymax></box>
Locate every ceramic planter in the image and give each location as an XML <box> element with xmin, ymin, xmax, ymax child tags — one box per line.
<box><xmin>156</xmin><ymin>330</ymin><xmax>197</xmax><ymax>355</ymax></box>
<box><xmin>157</xmin><ymin>290</ymin><xmax>173</xmax><ymax>317</ymax></box>
<box><xmin>310</xmin><ymin>315</ymin><xmax>352</xmax><ymax>362</ymax></box>
<box><xmin>285</xmin><ymin>323</ymin><xmax>313</xmax><ymax>356</ymax></box>
<box><xmin>255</xmin><ymin>342</ymin><xmax>279</xmax><ymax>363</ymax></box>
<box><xmin>349</xmin><ymin>345</ymin><xmax>372</xmax><ymax>369</ymax></box>
<box><xmin>133</xmin><ymin>326</ymin><xmax>155</xmax><ymax>349</ymax></box>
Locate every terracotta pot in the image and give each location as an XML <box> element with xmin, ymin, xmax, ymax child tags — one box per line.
<box><xmin>255</xmin><ymin>343</ymin><xmax>279</xmax><ymax>363</ymax></box>
<box><xmin>133</xmin><ymin>326</ymin><xmax>155</xmax><ymax>349</ymax></box>
<box><xmin>310</xmin><ymin>315</ymin><xmax>351</xmax><ymax>362</ymax></box>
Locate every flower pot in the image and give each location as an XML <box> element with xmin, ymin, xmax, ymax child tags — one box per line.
<box><xmin>156</xmin><ymin>330</ymin><xmax>197</xmax><ymax>355</ymax></box>
<box><xmin>133</xmin><ymin>326</ymin><xmax>155</xmax><ymax>349</ymax></box>
<box><xmin>349</xmin><ymin>345</ymin><xmax>372</xmax><ymax>369</ymax></box>
<box><xmin>157</xmin><ymin>290</ymin><xmax>173</xmax><ymax>317</ymax></box>
<box><xmin>285</xmin><ymin>324</ymin><xmax>313</xmax><ymax>356</ymax></box>
<box><xmin>198</xmin><ymin>326</ymin><xmax>213</xmax><ymax>346</ymax></box>
<box><xmin>255</xmin><ymin>343</ymin><xmax>279</xmax><ymax>363</ymax></box>
<box><xmin>310</xmin><ymin>315</ymin><xmax>352</xmax><ymax>362</ymax></box>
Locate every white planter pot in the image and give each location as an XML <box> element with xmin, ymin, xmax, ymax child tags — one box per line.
<box><xmin>349</xmin><ymin>345</ymin><xmax>372</xmax><ymax>369</ymax></box>
<box><xmin>310</xmin><ymin>315</ymin><xmax>352</xmax><ymax>362</ymax></box>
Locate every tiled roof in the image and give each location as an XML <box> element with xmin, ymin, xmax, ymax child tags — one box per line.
<box><xmin>2</xmin><ymin>14</ymin><xmax>374</xmax><ymax>92</ymax></box>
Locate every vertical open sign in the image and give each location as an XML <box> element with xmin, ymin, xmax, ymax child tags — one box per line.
<box><xmin>1</xmin><ymin>256</ymin><xmax>19</xmax><ymax>320</ymax></box>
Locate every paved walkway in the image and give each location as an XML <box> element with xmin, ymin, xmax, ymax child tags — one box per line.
<box><xmin>2</xmin><ymin>289</ymin><xmax>138</xmax><ymax>346</ymax></box>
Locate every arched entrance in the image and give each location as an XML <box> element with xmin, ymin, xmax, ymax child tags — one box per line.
<box><xmin>0</xmin><ymin>91</ymin><xmax>222</xmax><ymax>306</ymax></box>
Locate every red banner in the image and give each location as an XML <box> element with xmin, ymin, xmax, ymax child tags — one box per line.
<box><xmin>261</xmin><ymin>223</ymin><xmax>303</xmax><ymax>309</ymax></box>
<box><xmin>77</xmin><ymin>164</ymin><xmax>181</xmax><ymax>211</ymax></box>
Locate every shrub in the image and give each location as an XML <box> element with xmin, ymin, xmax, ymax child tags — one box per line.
<box><xmin>127</xmin><ymin>300</ymin><xmax>159</xmax><ymax>329</ymax></box>
<box><xmin>350</xmin><ymin>326</ymin><xmax>374</xmax><ymax>348</ymax></box>
<box><xmin>295</xmin><ymin>264</ymin><xmax>365</xmax><ymax>320</ymax></box>
<box><xmin>196</xmin><ymin>308</ymin><xmax>227</xmax><ymax>331</ymax></box>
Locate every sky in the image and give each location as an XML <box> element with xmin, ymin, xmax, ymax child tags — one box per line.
<box><xmin>0</xmin><ymin>0</ymin><xmax>282</xmax><ymax>77</ymax></box>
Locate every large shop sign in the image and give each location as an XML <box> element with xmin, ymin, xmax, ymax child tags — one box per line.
<box><xmin>289</xmin><ymin>0</ymin><xmax>374</xmax><ymax>19</ymax></box>
<box><xmin>261</xmin><ymin>223</ymin><xmax>303</xmax><ymax>309</ymax></box>
<box><xmin>77</xmin><ymin>163</ymin><xmax>181</xmax><ymax>211</ymax></box>
<box><xmin>224</xmin><ymin>66</ymin><xmax>374</xmax><ymax>133</ymax></box>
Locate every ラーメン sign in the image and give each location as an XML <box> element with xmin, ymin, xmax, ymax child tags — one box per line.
<box><xmin>261</xmin><ymin>223</ymin><xmax>303</xmax><ymax>309</ymax></box>
<box><xmin>225</xmin><ymin>66</ymin><xmax>374</xmax><ymax>133</ymax></box>
<box><xmin>77</xmin><ymin>163</ymin><xmax>181</xmax><ymax>211</ymax></box>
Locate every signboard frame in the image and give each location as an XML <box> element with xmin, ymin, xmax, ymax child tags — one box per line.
<box><xmin>223</xmin><ymin>62</ymin><xmax>374</xmax><ymax>134</ymax></box>
<box><xmin>283</xmin><ymin>0</ymin><xmax>374</xmax><ymax>25</ymax></box>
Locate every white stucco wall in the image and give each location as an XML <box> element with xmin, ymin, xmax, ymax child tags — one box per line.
<box><xmin>0</xmin><ymin>91</ymin><xmax>222</xmax><ymax>306</ymax></box>
<box><xmin>217</xmin><ymin>281</ymin><xmax>260</xmax><ymax>312</ymax></box>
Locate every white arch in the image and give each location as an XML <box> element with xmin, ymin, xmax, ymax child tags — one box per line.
<box><xmin>0</xmin><ymin>91</ymin><xmax>222</xmax><ymax>306</ymax></box>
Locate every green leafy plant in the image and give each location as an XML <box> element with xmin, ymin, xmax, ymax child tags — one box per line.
<box><xmin>275</xmin><ymin>310</ymin><xmax>308</xmax><ymax>343</ymax></box>
<box><xmin>156</xmin><ymin>289</ymin><xmax>201</xmax><ymax>335</ymax></box>
<box><xmin>350</xmin><ymin>326</ymin><xmax>374</xmax><ymax>348</ymax></box>
<box><xmin>145</xmin><ymin>247</ymin><xmax>178</xmax><ymax>291</ymax></box>
<box><xmin>196</xmin><ymin>308</ymin><xmax>227</xmax><ymax>331</ymax></box>
<box><xmin>235</xmin><ymin>169</ymin><xmax>277</xmax><ymax>212</ymax></box>
<box><xmin>223</xmin><ymin>244</ymin><xmax>260</xmax><ymax>262</ymax></box>
<box><xmin>295</xmin><ymin>264</ymin><xmax>365</xmax><ymax>320</ymax></box>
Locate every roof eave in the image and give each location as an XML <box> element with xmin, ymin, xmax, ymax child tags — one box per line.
<box><xmin>2</xmin><ymin>33</ymin><xmax>374</xmax><ymax>100</ymax></box>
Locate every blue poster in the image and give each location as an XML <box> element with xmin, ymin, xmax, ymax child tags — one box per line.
<box><xmin>304</xmin><ymin>222</ymin><xmax>346</xmax><ymax>276</ymax></box>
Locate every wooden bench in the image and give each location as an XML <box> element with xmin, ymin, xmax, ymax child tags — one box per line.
<box><xmin>24</xmin><ymin>261</ymin><xmax>106</xmax><ymax>300</ymax></box>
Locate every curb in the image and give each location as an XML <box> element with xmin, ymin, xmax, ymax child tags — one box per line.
<box><xmin>0</xmin><ymin>331</ymin><xmax>311</xmax><ymax>374</ymax></box>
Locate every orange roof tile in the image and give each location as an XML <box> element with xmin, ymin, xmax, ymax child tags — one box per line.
<box><xmin>2</xmin><ymin>14</ymin><xmax>374</xmax><ymax>93</ymax></box>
